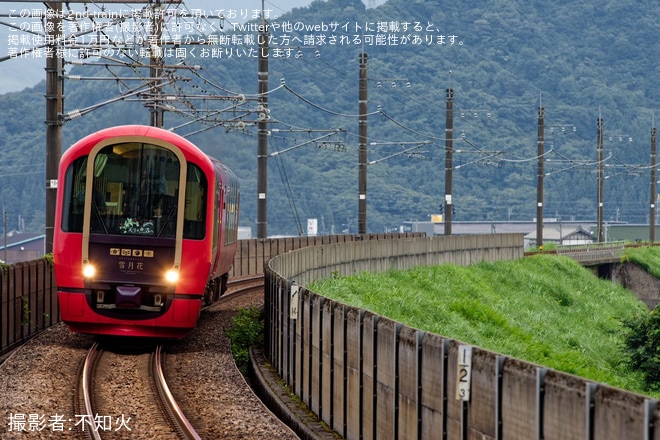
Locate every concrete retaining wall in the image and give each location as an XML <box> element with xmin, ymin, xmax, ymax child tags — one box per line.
<box><xmin>264</xmin><ymin>234</ymin><xmax>660</xmax><ymax>440</ymax></box>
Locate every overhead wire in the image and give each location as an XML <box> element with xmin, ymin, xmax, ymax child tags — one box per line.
<box><xmin>281</xmin><ymin>83</ymin><xmax>380</xmax><ymax>118</ymax></box>
<box><xmin>267</xmin><ymin>45</ymin><xmax>436</xmax><ymax>164</ymax></box>
<box><xmin>545</xmin><ymin>152</ymin><xmax>613</xmax><ymax>176</ymax></box>
<box><xmin>377</xmin><ymin>108</ymin><xmax>444</xmax><ymax>141</ymax></box>
<box><xmin>269</xmin><ymin>136</ymin><xmax>305</xmax><ymax>235</ymax></box>
<box><xmin>274</xmin><ymin>49</ymin><xmax>347</xmax><ymax>81</ymax></box>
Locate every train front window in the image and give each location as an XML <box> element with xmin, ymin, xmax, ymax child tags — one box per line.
<box><xmin>94</xmin><ymin>143</ymin><xmax>180</xmax><ymax>237</ymax></box>
<box><xmin>62</xmin><ymin>142</ymin><xmax>207</xmax><ymax>239</ymax></box>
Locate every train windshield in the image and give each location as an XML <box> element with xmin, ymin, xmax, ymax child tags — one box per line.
<box><xmin>61</xmin><ymin>142</ymin><xmax>207</xmax><ymax>239</ymax></box>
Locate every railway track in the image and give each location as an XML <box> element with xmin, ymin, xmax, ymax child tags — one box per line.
<box><xmin>77</xmin><ymin>342</ymin><xmax>201</xmax><ymax>440</ymax></box>
<box><xmin>224</xmin><ymin>274</ymin><xmax>265</xmax><ymax>296</ymax></box>
<box><xmin>73</xmin><ymin>275</ymin><xmax>266</xmax><ymax>440</ymax></box>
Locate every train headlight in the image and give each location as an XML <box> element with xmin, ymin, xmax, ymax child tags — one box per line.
<box><xmin>82</xmin><ymin>262</ymin><xmax>96</xmax><ymax>279</ymax></box>
<box><xmin>165</xmin><ymin>268</ymin><xmax>180</xmax><ymax>284</ymax></box>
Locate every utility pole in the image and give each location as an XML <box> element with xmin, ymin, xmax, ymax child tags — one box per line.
<box><xmin>444</xmin><ymin>88</ymin><xmax>454</xmax><ymax>236</ymax></box>
<box><xmin>3</xmin><ymin>208</ymin><xmax>7</xmax><ymax>263</ymax></box>
<box><xmin>536</xmin><ymin>106</ymin><xmax>545</xmax><ymax>249</ymax></box>
<box><xmin>256</xmin><ymin>16</ymin><xmax>269</xmax><ymax>238</ymax></box>
<box><xmin>149</xmin><ymin>5</ymin><xmax>164</xmax><ymax>128</ymax></box>
<box><xmin>358</xmin><ymin>52</ymin><xmax>368</xmax><ymax>235</ymax></box>
<box><xmin>651</xmin><ymin>126</ymin><xmax>657</xmax><ymax>242</ymax></box>
<box><xmin>597</xmin><ymin>117</ymin><xmax>604</xmax><ymax>242</ymax></box>
<box><xmin>45</xmin><ymin>1</ymin><xmax>63</xmax><ymax>254</ymax></box>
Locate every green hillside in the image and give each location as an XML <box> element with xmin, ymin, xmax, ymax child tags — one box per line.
<box><xmin>1</xmin><ymin>0</ymin><xmax>660</xmax><ymax>235</ymax></box>
<box><xmin>310</xmin><ymin>254</ymin><xmax>653</xmax><ymax>395</ymax></box>
<box><xmin>626</xmin><ymin>246</ymin><xmax>660</xmax><ymax>279</ymax></box>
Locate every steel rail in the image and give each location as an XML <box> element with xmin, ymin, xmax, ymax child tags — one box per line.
<box><xmin>80</xmin><ymin>342</ymin><xmax>103</xmax><ymax>440</ymax></box>
<box><xmin>153</xmin><ymin>344</ymin><xmax>202</xmax><ymax>440</ymax></box>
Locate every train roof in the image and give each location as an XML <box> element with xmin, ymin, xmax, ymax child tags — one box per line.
<box><xmin>61</xmin><ymin>125</ymin><xmax>214</xmax><ymax>168</ymax></box>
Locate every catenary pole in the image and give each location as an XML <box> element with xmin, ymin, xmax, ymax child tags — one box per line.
<box><xmin>358</xmin><ymin>52</ymin><xmax>368</xmax><ymax>234</ymax></box>
<box><xmin>256</xmin><ymin>16</ymin><xmax>269</xmax><ymax>238</ymax></box>
<box><xmin>444</xmin><ymin>88</ymin><xmax>454</xmax><ymax>236</ymax></box>
<box><xmin>3</xmin><ymin>208</ymin><xmax>7</xmax><ymax>263</ymax></box>
<box><xmin>651</xmin><ymin>126</ymin><xmax>657</xmax><ymax>242</ymax></box>
<box><xmin>45</xmin><ymin>1</ymin><xmax>63</xmax><ymax>254</ymax></box>
<box><xmin>597</xmin><ymin>117</ymin><xmax>604</xmax><ymax>242</ymax></box>
<box><xmin>536</xmin><ymin>106</ymin><xmax>545</xmax><ymax>249</ymax></box>
<box><xmin>149</xmin><ymin>5</ymin><xmax>164</xmax><ymax>128</ymax></box>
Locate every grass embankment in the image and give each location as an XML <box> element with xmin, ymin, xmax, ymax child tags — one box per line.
<box><xmin>310</xmin><ymin>254</ymin><xmax>651</xmax><ymax>395</ymax></box>
<box><xmin>625</xmin><ymin>245</ymin><xmax>660</xmax><ymax>278</ymax></box>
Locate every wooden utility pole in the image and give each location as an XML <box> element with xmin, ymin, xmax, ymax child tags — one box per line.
<box><xmin>651</xmin><ymin>126</ymin><xmax>657</xmax><ymax>242</ymax></box>
<box><xmin>536</xmin><ymin>106</ymin><xmax>545</xmax><ymax>249</ymax></box>
<box><xmin>358</xmin><ymin>52</ymin><xmax>368</xmax><ymax>235</ymax></box>
<box><xmin>444</xmin><ymin>88</ymin><xmax>454</xmax><ymax>236</ymax></box>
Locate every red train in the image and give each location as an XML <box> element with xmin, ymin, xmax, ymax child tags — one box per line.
<box><xmin>53</xmin><ymin>125</ymin><xmax>240</xmax><ymax>338</ymax></box>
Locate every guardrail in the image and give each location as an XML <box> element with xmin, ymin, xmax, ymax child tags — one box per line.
<box><xmin>264</xmin><ymin>234</ymin><xmax>658</xmax><ymax>440</ymax></box>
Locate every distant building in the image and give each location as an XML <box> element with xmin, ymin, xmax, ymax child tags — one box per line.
<box><xmin>594</xmin><ymin>224</ymin><xmax>660</xmax><ymax>242</ymax></box>
<box><xmin>401</xmin><ymin>220</ymin><xmax>598</xmax><ymax>249</ymax></box>
<box><xmin>0</xmin><ymin>232</ymin><xmax>45</xmax><ymax>264</ymax></box>
<box><xmin>401</xmin><ymin>221</ymin><xmax>435</xmax><ymax>236</ymax></box>
<box><xmin>238</xmin><ymin>226</ymin><xmax>252</xmax><ymax>240</ymax></box>
<box><xmin>524</xmin><ymin>226</ymin><xmax>595</xmax><ymax>248</ymax></box>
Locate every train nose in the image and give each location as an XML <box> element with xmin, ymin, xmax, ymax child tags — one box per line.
<box><xmin>116</xmin><ymin>286</ymin><xmax>142</xmax><ymax>308</ymax></box>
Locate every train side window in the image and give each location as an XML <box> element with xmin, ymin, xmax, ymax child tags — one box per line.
<box><xmin>183</xmin><ymin>164</ymin><xmax>207</xmax><ymax>240</ymax></box>
<box><xmin>223</xmin><ymin>179</ymin><xmax>239</xmax><ymax>246</ymax></box>
<box><xmin>61</xmin><ymin>157</ymin><xmax>88</xmax><ymax>233</ymax></box>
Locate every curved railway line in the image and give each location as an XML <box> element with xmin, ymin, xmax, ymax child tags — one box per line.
<box><xmin>77</xmin><ymin>342</ymin><xmax>200</xmax><ymax>440</ymax></box>
<box><xmin>222</xmin><ymin>274</ymin><xmax>265</xmax><ymax>298</ymax></box>
<box><xmin>73</xmin><ymin>275</ymin><xmax>269</xmax><ymax>440</ymax></box>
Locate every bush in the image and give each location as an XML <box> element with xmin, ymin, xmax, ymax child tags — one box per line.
<box><xmin>624</xmin><ymin>309</ymin><xmax>660</xmax><ymax>392</ymax></box>
<box><xmin>225</xmin><ymin>306</ymin><xmax>263</xmax><ymax>374</ymax></box>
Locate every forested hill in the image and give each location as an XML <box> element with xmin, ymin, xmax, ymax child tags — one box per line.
<box><xmin>0</xmin><ymin>0</ymin><xmax>658</xmax><ymax>236</ymax></box>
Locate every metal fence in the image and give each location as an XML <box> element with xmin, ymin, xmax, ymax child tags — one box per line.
<box><xmin>0</xmin><ymin>260</ymin><xmax>58</xmax><ymax>357</ymax></box>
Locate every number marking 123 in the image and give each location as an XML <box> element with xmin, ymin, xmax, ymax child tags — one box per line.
<box><xmin>456</xmin><ymin>345</ymin><xmax>472</xmax><ymax>401</ymax></box>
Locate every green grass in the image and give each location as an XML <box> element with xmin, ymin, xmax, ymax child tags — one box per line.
<box><xmin>225</xmin><ymin>306</ymin><xmax>263</xmax><ymax>375</ymax></box>
<box><xmin>625</xmin><ymin>246</ymin><xmax>660</xmax><ymax>279</ymax></box>
<box><xmin>310</xmin><ymin>254</ymin><xmax>651</xmax><ymax>395</ymax></box>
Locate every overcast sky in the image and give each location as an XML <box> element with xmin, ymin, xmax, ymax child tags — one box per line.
<box><xmin>0</xmin><ymin>0</ymin><xmax>327</xmax><ymax>93</ymax></box>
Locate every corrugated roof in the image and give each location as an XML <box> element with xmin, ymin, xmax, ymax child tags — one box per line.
<box><xmin>0</xmin><ymin>233</ymin><xmax>45</xmax><ymax>250</ymax></box>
